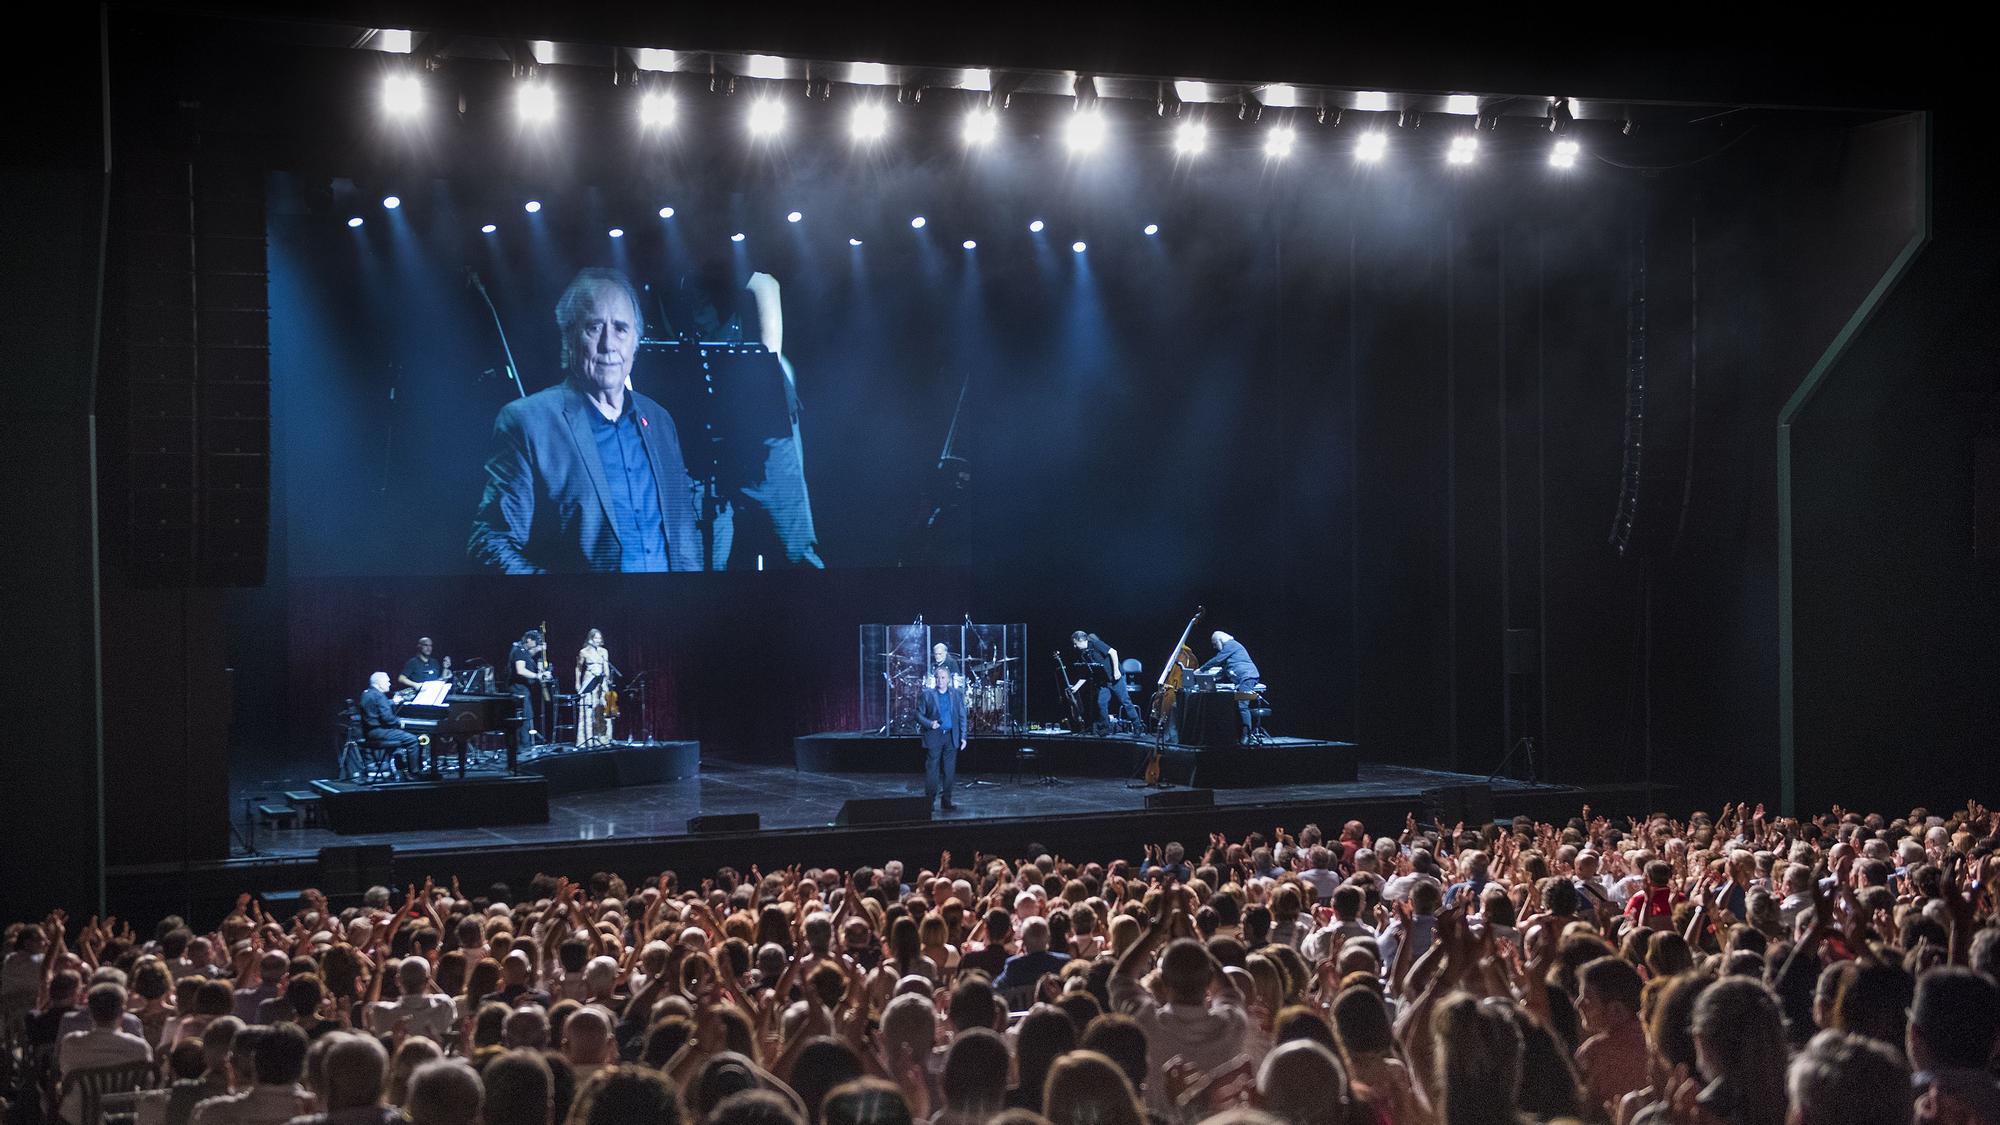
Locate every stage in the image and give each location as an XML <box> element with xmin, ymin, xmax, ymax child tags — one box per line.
<box><xmin>794</xmin><ymin>730</ymin><xmax>1359</xmax><ymax>787</ymax></box>
<box><xmin>100</xmin><ymin>753</ymin><xmax>1665</xmax><ymax>927</ymax></box>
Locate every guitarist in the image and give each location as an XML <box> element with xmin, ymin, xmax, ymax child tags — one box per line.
<box><xmin>1068</xmin><ymin>631</ymin><xmax>1137</xmax><ymax>734</ymax></box>
<box><xmin>916</xmin><ymin>665</ymin><xmax>967</xmax><ymax>812</ymax></box>
<box><xmin>507</xmin><ymin>628</ymin><xmax>555</xmax><ymax>749</ymax></box>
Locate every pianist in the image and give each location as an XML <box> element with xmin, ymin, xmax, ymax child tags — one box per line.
<box><xmin>360</xmin><ymin>672</ymin><xmax>425</xmax><ymax>777</ymax></box>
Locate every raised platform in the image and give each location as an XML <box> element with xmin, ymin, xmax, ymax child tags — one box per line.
<box><xmin>520</xmin><ymin>740</ymin><xmax>701</xmax><ymax>795</ymax></box>
<box><xmin>310</xmin><ymin>773</ymin><xmax>549</xmax><ymax>835</ymax></box>
<box><xmin>793</xmin><ymin>731</ymin><xmax>1358</xmax><ymax>787</ymax></box>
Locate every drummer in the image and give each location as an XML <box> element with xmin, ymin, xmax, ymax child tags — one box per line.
<box><xmin>929</xmin><ymin>642</ymin><xmax>963</xmax><ymax>683</ymax></box>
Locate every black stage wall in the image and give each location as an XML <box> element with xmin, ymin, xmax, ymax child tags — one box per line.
<box><xmin>1790</xmin><ymin>115</ymin><xmax>2000</xmax><ymax>815</ymax></box>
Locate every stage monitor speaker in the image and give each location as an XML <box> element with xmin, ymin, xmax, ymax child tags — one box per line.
<box><xmin>317</xmin><ymin>844</ymin><xmax>394</xmax><ymax>897</ymax></box>
<box><xmin>689</xmin><ymin>813</ymin><xmax>760</xmax><ymax>833</ymax></box>
<box><xmin>1423</xmin><ymin>784</ymin><xmax>1495</xmax><ymax>828</ymax></box>
<box><xmin>1145</xmin><ymin>788</ymin><xmax>1215</xmax><ymax>810</ymax></box>
<box><xmin>834</xmin><ymin>796</ymin><xmax>933</xmax><ymax>826</ymax></box>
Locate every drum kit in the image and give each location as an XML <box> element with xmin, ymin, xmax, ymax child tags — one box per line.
<box><xmin>874</xmin><ymin>651</ymin><xmax>1019</xmax><ymax>735</ymax></box>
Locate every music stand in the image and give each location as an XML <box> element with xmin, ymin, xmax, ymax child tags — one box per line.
<box><xmin>638</xmin><ymin>339</ymin><xmax>794</xmax><ymax>571</ymax></box>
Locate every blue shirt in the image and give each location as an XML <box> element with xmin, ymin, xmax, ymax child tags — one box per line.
<box><xmin>934</xmin><ymin>688</ymin><xmax>954</xmax><ymax>733</ymax></box>
<box><xmin>587</xmin><ymin>399</ymin><xmax>669</xmax><ymax>571</ymax></box>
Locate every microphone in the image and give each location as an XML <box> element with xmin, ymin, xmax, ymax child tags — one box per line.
<box><xmin>467</xmin><ymin>269</ymin><xmax>490</xmax><ymax>298</ymax></box>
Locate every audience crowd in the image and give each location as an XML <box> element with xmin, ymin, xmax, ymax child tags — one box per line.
<box><xmin>5</xmin><ymin>800</ymin><xmax>2000</xmax><ymax>1125</ymax></box>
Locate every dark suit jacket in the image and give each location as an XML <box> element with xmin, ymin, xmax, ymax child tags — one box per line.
<box><xmin>1198</xmin><ymin>640</ymin><xmax>1261</xmax><ymax>685</ymax></box>
<box><xmin>916</xmin><ymin>687</ymin><xmax>968</xmax><ymax>751</ymax></box>
<box><xmin>468</xmin><ymin>380</ymin><xmax>703</xmax><ymax>574</ymax></box>
<box><xmin>359</xmin><ymin>687</ymin><xmax>399</xmax><ymax>733</ymax></box>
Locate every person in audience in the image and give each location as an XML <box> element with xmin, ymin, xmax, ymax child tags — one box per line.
<box><xmin>1574</xmin><ymin>955</ymin><xmax>1650</xmax><ymax>1119</ymax></box>
<box><xmin>1904</xmin><ymin>967</ymin><xmax>2000</xmax><ymax>1124</ymax></box>
<box><xmin>15</xmin><ymin>797</ymin><xmax>2000</xmax><ymax>1125</ymax></box>
<box><xmin>191</xmin><ymin>1020</ymin><xmax>309</xmax><ymax>1125</ymax></box>
<box><xmin>406</xmin><ymin>1059</ymin><xmax>482</xmax><ymax>1125</ymax></box>
<box><xmin>234</xmin><ymin>952</ymin><xmax>287</xmax><ymax>1023</ymax></box>
<box><xmin>59</xmin><ymin>982</ymin><xmax>153</xmax><ymax>1123</ymax></box>
<box><xmin>288</xmin><ymin>1033</ymin><xmax>397</xmax><ymax>1125</ymax></box>
<box><xmin>1787</xmin><ymin>1030</ymin><xmax>1913</xmax><ymax>1125</ymax></box>
<box><xmin>1043</xmin><ymin>1050</ymin><xmax>1146</xmax><ymax>1125</ymax></box>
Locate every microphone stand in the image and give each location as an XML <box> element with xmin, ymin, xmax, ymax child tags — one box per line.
<box><xmin>469</xmin><ymin>271</ymin><xmax>528</xmax><ymax>400</ymax></box>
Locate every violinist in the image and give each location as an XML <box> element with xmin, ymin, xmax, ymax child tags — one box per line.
<box><xmin>507</xmin><ymin>628</ymin><xmax>554</xmax><ymax>748</ymax></box>
<box><xmin>576</xmin><ymin>629</ymin><xmax>612</xmax><ymax>746</ymax></box>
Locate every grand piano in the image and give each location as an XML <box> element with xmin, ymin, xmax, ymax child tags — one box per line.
<box><xmin>395</xmin><ymin>682</ymin><xmax>524</xmax><ymax>774</ymax></box>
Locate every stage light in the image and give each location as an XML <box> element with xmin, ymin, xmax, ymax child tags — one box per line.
<box><xmin>731</xmin><ymin>232</ymin><xmax>746</xmax><ymax>242</ymax></box>
<box><xmin>1550</xmin><ymin>138</ymin><xmax>1581</xmax><ymax>168</ymax></box>
<box><xmin>747</xmin><ymin>99</ymin><xmax>786</xmax><ymax>137</ymax></box>
<box><xmin>1174</xmin><ymin>120</ymin><xmax>1207</xmax><ymax>155</ymax></box>
<box><xmin>636</xmin><ymin>48</ymin><xmax>674</xmax><ymax>72</ymax></box>
<box><xmin>639</xmin><ymin>90</ymin><xmax>675</xmax><ymax>128</ymax></box>
<box><xmin>1445</xmin><ymin>94</ymin><xmax>1479</xmax><ymax>116</ymax></box>
<box><xmin>657</xmin><ymin>206</ymin><xmax>675</xmax><ymax>219</ymax></box>
<box><xmin>480</xmin><ymin>223</ymin><xmax>497</xmax><ymax>234</ymax></box>
<box><xmin>1143</xmin><ymin>223</ymin><xmax>1159</xmax><ymax>236</ymax></box>
<box><xmin>849</xmin><ymin>237</ymin><xmax>863</xmax><ymax>246</ymax></box>
<box><xmin>608</xmin><ymin>227</ymin><xmax>624</xmax><ymax>238</ymax></box>
<box><xmin>962</xmin><ymin>108</ymin><xmax>998</xmax><ymax>145</ymax></box>
<box><xmin>382</xmin><ymin>195</ymin><xmax>401</xmax><ymax>210</ymax></box>
<box><xmin>524</xmin><ymin>200</ymin><xmax>542</xmax><ymax>214</ymax></box>
<box><xmin>1028</xmin><ymin>219</ymin><xmax>1045</xmax><ymax>233</ymax></box>
<box><xmin>381</xmin><ymin>74</ymin><xmax>422</xmax><ymax>119</ymax></box>
<box><xmin>1072</xmin><ymin>240</ymin><xmax>1087</xmax><ymax>253</ymax></box>
<box><xmin>1263</xmin><ymin>126</ymin><xmax>1296</xmax><ymax>158</ymax></box>
<box><xmin>1064</xmin><ymin>110</ymin><xmax>1106</xmax><ymax>153</ymax></box>
<box><xmin>1356</xmin><ymin>132</ymin><xmax>1387</xmax><ymax>162</ymax></box>
<box><xmin>518</xmin><ymin>83</ymin><xmax>556</xmax><ymax>125</ymax></box>
<box><xmin>1355</xmin><ymin>91</ymin><xmax>1391</xmax><ymax>112</ymax></box>
<box><xmin>346</xmin><ymin>216</ymin><xmax>364</xmax><ymax>228</ymax></box>
<box><xmin>961</xmin><ymin>68</ymin><xmax>992</xmax><ymax>91</ymax></box>
<box><xmin>787</xmin><ymin>210</ymin><xmax>803</xmax><ymax>223</ymax></box>
<box><xmin>850</xmin><ymin>102</ymin><xmax>889</xmax><ymax>141</ymax></box>
<box><xmin>910</xmin><ymin>216</ymin><xmax>926</xmax><ymax>229</ymax></box>
<box><xmin>1448</xmin><ymin>134</ymin><xmax>1479</xmax><ymax>165</ymax></box>
<box><xmin>962</xmin><ymin>239</ymin><xmax>977</xmax><ymax>250</ymax></box>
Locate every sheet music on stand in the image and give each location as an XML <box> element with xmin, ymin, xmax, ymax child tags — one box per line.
<box><xmin>412</xmin><ymin>681</ymin><xmax>451</xmax><ymax>706</ymax></box>
<box><xmin>639</xmin><ymin>338</ymin><xmax>793</xmax><ymax>568</ymax></box>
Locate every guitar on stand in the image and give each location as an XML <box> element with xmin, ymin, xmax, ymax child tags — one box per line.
<box><xmin>1140</xmin><ymin>605</ymin><xmax>1204</xmax><ymax>787</ymax></box>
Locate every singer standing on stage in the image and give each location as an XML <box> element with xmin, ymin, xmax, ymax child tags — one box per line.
<box><xmin>916</xmin><ymin>665</ymin><xmax>967</xmax><ymax>812</ymax></box>
<box><xmin>576</xmin><ymin>629</ymin><xmax>611</xmax><ymax>746</ymax></box>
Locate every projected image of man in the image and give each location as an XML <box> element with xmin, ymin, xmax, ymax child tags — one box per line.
<box><xmin>468</xmin><ymin>268</ymin><xmax>702</xmax><ymax>573</ymax></box>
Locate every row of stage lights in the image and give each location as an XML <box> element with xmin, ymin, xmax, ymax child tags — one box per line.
<box><xmin>377</xmin><ymin>74</ymin><xmax>1586</xmax><ymax>170</ymax></box>
<box><xmin>348</xmin><ymin>195</ymin><xmax>1142</xmax><ymax>254</ymax></box>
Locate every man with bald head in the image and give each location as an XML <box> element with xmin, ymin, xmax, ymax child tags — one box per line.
<box><xmin>469</xmin><ymin>267</ymin><xmax>702</xmax><ymax>573</ymax></box>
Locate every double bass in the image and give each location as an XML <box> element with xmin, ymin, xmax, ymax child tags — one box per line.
<box><xmin>1145</xmin><ymin>606</ymin><xmax>1204</xmax><ymax>783</ymax></box>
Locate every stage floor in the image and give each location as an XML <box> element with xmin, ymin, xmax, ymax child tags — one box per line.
<box><xmin>227</xmin><ymin>757</ymin><xmax>1573</xmax><ymax>861</ymax></box>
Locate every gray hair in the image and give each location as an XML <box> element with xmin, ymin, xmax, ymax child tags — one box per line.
<box><xmin>555</xmin><ymin>267</ymin><xmax>643</xmax><ymax>368</ymax></box>
<box><xmin>407</xmin><ymin>1059</ymin><xmax>483</xmax><ymax>1125</ymax></box>
<box><xmin>1212</xmin><ymin>631</ymin><xmax>1233</xmax><ymax>647</ymax></box>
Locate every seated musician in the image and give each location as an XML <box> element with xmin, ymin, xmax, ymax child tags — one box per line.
<box><xmin>1197</xmin><ymin>631</ymin><xmax>1264</xmax><ymax>738</ymax></box>
<box><xmin>397</xmin><ymin>636</ymin><xmax>451</xmax><ymax>692</ymax></box>
<box><xmin>360</xmin><ymin>672</ymin><xmax>425</xmax><ymax>777</ymax></box>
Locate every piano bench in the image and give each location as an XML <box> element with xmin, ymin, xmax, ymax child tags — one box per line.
<box><xmin>255</xmin><ymin>803</ymin><xmax>302</xmax><ymax>830</ymax></box>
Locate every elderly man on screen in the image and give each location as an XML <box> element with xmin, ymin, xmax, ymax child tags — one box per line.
<box><xmin>468</xmin><ymin>267</ymin><xmax>703</xmax><ymax>574</ymax></box>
